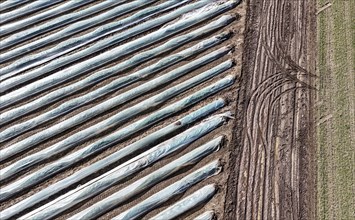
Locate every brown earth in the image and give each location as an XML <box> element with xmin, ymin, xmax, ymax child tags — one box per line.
<box><xmin>224</xmin><ymin>0</ymin><xmax>317</xmax><ymax>219</ymax></box>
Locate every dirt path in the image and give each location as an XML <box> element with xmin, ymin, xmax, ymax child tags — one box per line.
<box><xmin>316</xmin><ymin>0</ymin><xmax>355</xmax><ymax>219</ymax></box>
<box><xmin>225</xmin><ymin>0</ymin><xmax>317</xmax><ymax>219</ymax></box>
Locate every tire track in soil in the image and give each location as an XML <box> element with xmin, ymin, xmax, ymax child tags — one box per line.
<box><xmin>225</xmin><ymin>0</ymin><xmax>317</xmax><ymax>219</ymax></box>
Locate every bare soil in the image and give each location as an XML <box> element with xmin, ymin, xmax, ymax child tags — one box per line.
<box><xmin>224</xmin><ymin>0</ymin><xmax>317</xmax><ymax>219</ymax></box>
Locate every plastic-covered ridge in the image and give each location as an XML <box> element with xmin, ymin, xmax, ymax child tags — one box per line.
<box><xmin>0</xmin><ymin>0</ymin><xmax>129</xmax><ymax>52</ymax></box>
<box><xmin>149</xmin><ymin>185</ymin><xmax>217</xmax><ymax>220</ymax></box>
<box><xmin>0</xmin><ymin>47</ymin><xmax>233</xmax><ymax>167</ymax></box>
<box><xmin>194</xmin><ymin>211</ymin><xmax>216</xmax><ymax>220</ymax></box>
<box><xmin>0</xmin><ymin>0</ymin><xmax>63</xmax><ymax>25</ymax></box>
<box><xmin>0</xmin><ymin>31</ymin><xmax>232</xmax><ymax>139</ymax></box>
<box><xmin>0</xmin><ymin>100</ymin><xmax>225</xmax><ymax>219</ymax></box>
<box><xmin>0</xmin><ymin>0</ymin><xmax>94</xmax><ymax>36</ymax></box>
<box><xmin>0</xmin><ymin>0</ymin><xmax>31</xmax><ymax>12</ymax></box>
<box><xmin>0</xmin><ymin>0</ymin><xmax>214</xmax><ymax>86</ymax></box>
<box><xmin>20</xmin><ymin>121</ymin><xmax>227</xmax><ymax>220</ymax></box>
<box><xmin>114</xmin><ymin>167</ymin><xmax>220</xmax><ymax>220</ymax></box>
<box><xmin>0</xmin><ymin>0</ymin><xmax>189</xmax><ymax>78</ymax></box>
<box><xmin>0</xmin><ymin>0</ymin><xmax>237</xmax><ymax>103</ymax></box>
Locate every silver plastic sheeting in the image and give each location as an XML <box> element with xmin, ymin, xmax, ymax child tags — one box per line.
<box><xmin>0</xmin><ymin>17</ymin><xmax>233</xmax><ymax>124</ymax></box>
<box><xmin>0</xmin><ymin>0</ymin><xmax>63</xmax><ymax>25</ymax></box>
<box><xmin>0</xmin><ymin>30</ymin><xmax>232</xmax><ymax>140</ymax></box>
<box><xmin>0</xmin><ymin>67</ymin><xmax>234</xmax><ymax>185</ymax></box>
<box><xmin>0</xmin><ymin>0</ymin><xmax>211</xmax><ymax>89</ymax></box>
<box><xmin>0</xmin><ymin>49</ymin><xmax>232</xmax><ymax>168</ymax></box>
<box><xmin>148</xmin><ymin>185</ymin><xmax>217</xmax><ymax>220</ymax></box>
<box><xmin>194</xmin><ymin>211</ymin><xmax>216</xmax><ymax>220</ymax></box>
<box><xmin>0</xmin><ymin>0</ymin><xmax>31</xmax><ymax>12</ymax></box>
<box><xmin>0</xmin><ymin>0</ymin><xmax>238</xmax><ymax>104</ymax></box>
<box><xmin>0</xmin><ymin>0</ymin><xmax>128</xmax><ymax>51</ymax></box>
<box><xmin>20</xmin><ymin>117</ymin><xmax>228</xmax><ymax>220</ymax></box>
<box><xmin>114</xmin><ymin>164</ymin><xmax>220</xmax><ymax>220</ymax></box>
<box><xmin>0</xmin><ymin>0</ymin><xmax>241</xmax><ymax>219</ymax></box>
<box><xmin>0</xmin><ymin>73</ymin><xmax>231</xmax><ymax>196</ymax></box>
<box><xmin>0</xmin><ymin>0</ymin><xmax>93</xmax><ymax>36</ymax></box>
<box><xmin>0</xmin><ymin>100</ymin><xmax>225</xmax><ymax>219</ymax></box>
<box><xmin>0</xmin><ymin>0</ymin><xmax>185</xmax><ymax>78</ymax></box>
<box><xmin>0</xmin><ymin>0</ymin><xmax>149</xmax><ymax>72</ymax></box>
<box><xmin>0</xmin><ymin>46</ymin><xmax>233</xmax><ymax>169</ymax></box>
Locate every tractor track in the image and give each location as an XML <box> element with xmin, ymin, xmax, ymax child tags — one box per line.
<box><xmin>224</xmin><ymin>0</ymin><xmax>317</xmax><ymax>219</ymax></box>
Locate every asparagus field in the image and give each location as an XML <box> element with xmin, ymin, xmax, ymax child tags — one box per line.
<box><xmin>0</xmin><ymin>1</ymin><xmax>245</xmax><ymax>219</ymax></box>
